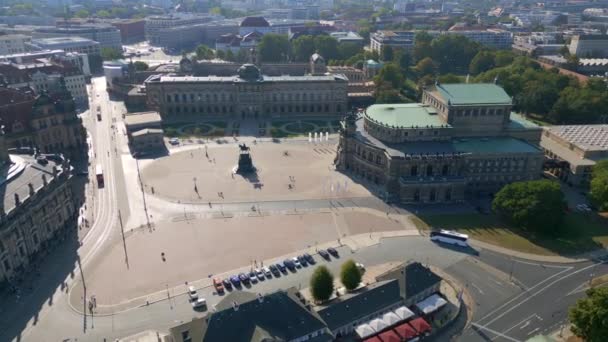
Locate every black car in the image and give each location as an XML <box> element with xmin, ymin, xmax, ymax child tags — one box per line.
<box><xmin>318</xmin><ymin>249</ymin><xmax>330</xmax><ymax>260</ymax></box>
<box><xmin>284</xmin><ymin>259</ymin><xmax>296</xmax><ymax>271</ymax></box>
<box><xmin>269</xmin><ymin>264</ymin><xmax>280</xmax><ymax>276</ymax></box>
<box><xmin>303</xmin><ymin>253</ymin><xmax>315</xmax><ymax>264</ymax></box>
<box><xmin>223</xmin><ymin>278</ymin><xmax>233</xmax><ymax>290</ymax></box>
<box><xmin>239</xmin><ymin>273</ymin><xmax>250</xmax><ymax>284</ymax></box>
<box><xmin>297</xmin><ymin>255</ymin><xmax>308</xmax><ymax>267</ymax></box>
<box><xmin>327</xmin><ymin>247</ymin><xmax>339</xmax><ymax>257</ymax></box>
<box><xmin>276</xmin><ymin>262</ymin><xmax>287</xmax><ymax>273</ymax></box>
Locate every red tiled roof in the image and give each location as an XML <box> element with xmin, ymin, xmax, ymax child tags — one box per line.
<box><xmin>393</xmin><ymin>322</ymin><xmax>418</xmax><ymax>340</ymax></box>
<box><xmin>363</xmin><ymin>336</ymin><xmax>382</xmax><ymax>342</ymax></box>
<box><xmin>409</xmin><ymin>317</ymin><xmax>431</xmax><ymax>334</ymax></box>
<box><xmin>378</xmin><ymin>329</ymin><xmax>401</xmax><ymax>342</ymax></box>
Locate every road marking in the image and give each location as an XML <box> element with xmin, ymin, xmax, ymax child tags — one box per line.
<box><xmin>527</xmin><ymin>327</ymin><xmax>540</xmax><ymax>336</ymax></box>
<box><xmin>511</xmin><ymin>259</ymin><xmax>571</xmax><ymax>269</ymax></box>
<box><xmin>566</xmin><ymin>281</ymin><xmax>589</xmax><ymax>296</ymax></box>
<box><xmin>500</xmin><ymin>314</ymin><xmax>536</xmax><ymax>336</ymax></box>
<box><xmin>476</xmin><ymin>266</ymin><xmax>573</xmax><ymax>323</ymax></box>
<box><xmin>481</xmin><ymin>262</ymin><xmax>604</xmax><ymax>328</ymax></box>
<box><xmin>471</xmin><ymin>323</ymin><xmax>522</xmax><ymax>342</ymax></box>
<box><xmin>471</xmin><ymin>283</ymin><xmax>485</xmax><ymax>295</ymax></box>
<box><xmin>519</xmin><ymin>321</ymin><xmax>530</xmax><ymax>330</ymax></box>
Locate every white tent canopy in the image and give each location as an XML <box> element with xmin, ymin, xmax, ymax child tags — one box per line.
<box><xmin>415</xmin><ymin>294</ymin><xmax>448</xmax><ymax>315</ymax></box>
<box><xmin>393</xmin><ymin>305</ymin><xmax>415</xmax><ymax>321</ymax></box>
<box><xmin>355</xmin><ymin>323</ymin><xmax>375</xmax><ymax>338</ymax></box>
<box><xmin>382</xmin><ymin>311</ymin><xmax>402</xmax><ymax>325</ymax></box>
<box><xmin>368</xmin><ymin>318</ymin><xmax>389</xmax><ymax>332</ymax></box>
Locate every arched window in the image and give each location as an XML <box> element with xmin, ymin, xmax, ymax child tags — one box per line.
<box><xmin>430</xmin><ymin>189</ymin><xmax>436</xmax><ymax>202</ymax></box>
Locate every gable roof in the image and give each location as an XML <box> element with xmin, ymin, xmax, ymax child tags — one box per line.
<box><xmin>317</xmin><ymin>279</ymin><xmax>402</xmax><ymax>331</ymax></box>
<box><xmin>375</xmin><ymin>261</ymin><xmax>442</xmax><ymax>300</ymax></box>
<box><xmin>201</xmin><ymin>288</ymin><xmax>327</xmax><ymax>342</ymax></box>
<box><xmin>433</xmin><ymin>83</ymin><xmax>512</xmax><ymax>106</ymax></box>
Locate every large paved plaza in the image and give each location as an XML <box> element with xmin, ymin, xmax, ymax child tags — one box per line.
<box><xmin>76</xmin><ymin>208</ymin><xmax>414</xmax><ymax>305</ymax></box>
<box><xmin>140</xmin><ymin>142</ymin><xmax>373</xmax><ymax>203</ymax></box>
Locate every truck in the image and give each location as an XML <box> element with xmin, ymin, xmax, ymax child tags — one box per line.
<box><xmin>95</xmin><ymin>164</ymin><xmax>104</xmax><ymax>188</ymax></box>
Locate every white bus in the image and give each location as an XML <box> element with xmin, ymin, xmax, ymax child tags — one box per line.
<box><xmin>430</xmin><ymin>230</ymin><xmax>469</xmax><ymax>247</ymax></box>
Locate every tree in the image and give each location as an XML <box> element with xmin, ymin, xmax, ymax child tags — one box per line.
<box><xmin>431</xmin><ymin>34</ymin><xmax>481</xmax><ymax>74</ymax></box>
<box><xmin>133</xmin><ymin>61</ymin><xmax>148</xmax><ymax>71</ymax></box>
<box><xmin>381</xmin><ymin>45</ymin><xmax>394</xmax><ymax>62</ymax></box>
<box><xmin>74</xmin><ymin>9</ymin><xmax>90</xmax><ymax>18</ymax></box>
<box><xmin>310</xmin><ymin>266</ymin><xmax>334</xmax><ymax>302</ymax></box>
<box><xmin>340</xmin><ymin>260</ymin><xmax>362</xmax><ymax>291</ymax></box>
<box><xmin>438</xmin><ymin>73</ymin><xmax>462</xmax><ymax>84</ymax></box>
<box><xmin>469</xmin><ymin>51</ymin><xmax>496</xmax><ymax>75</ymax></box>
<box><xmin>374</xmin><ymin>63</ymin><xmax>404</xmax><ymax>89</ymax></box>
<box><xmin>394</xmin><ymin>49</ymin><xmax>412</xmax><ymax>69</ymax></box>
<box><xmin>195</xmin><ymin>45</ymin><xmax>215</xmax><ymax>60</ymax></box>
<box><xmin>590</xmin><ymin>160</ymin><xmax>608</xmax><ymax>211</ymax></box>
<box><xmin>338</xmin><ymin>42</ymin><xmax>362</xmax><ymax>61</ymax></box>
<box><xmin>569</xmin><ymin>287</ymin><xmax>608</xmax><ymax>342</ymax></box>
<box><xmin>100</xmin><ymin>47</ymin><xmax>123</xmax><ymax>61</ymax></box>
<box><xmin>96</xmin><ymin>10</ymin><xmax>111</xmax><ymax>18</ymax></box>
<box><xmin>292</xmin><ymin>35</ymin><xmax>316</xmax><ymax>62</ymax></box>
<box><xmin>314</xmin><ymin>35</ymin><xmax>339</xmax><ymax>60</ymax></box>
<box><xmin>492</xmin><ymin>180</ymin><xmax>565</xmax><ymax>235</ymax></box>
<box><xmin>225</xmin><ymin>50</ymin><xmax>235</xmax><ymax>62</ymax></box>
<box><xmin>258</xmin><ymin>34</ymin><xmax>289</xmax><ymax>62</ymax></box>
<box><xmin>415</xmin><ymin>57</ymin><xmax>438</xmax><ymax>78</ymax></box>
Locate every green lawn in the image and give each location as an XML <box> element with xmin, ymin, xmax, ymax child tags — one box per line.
<box><xmin>415</xmin><ymin>212</ymin><xmax>608</xmax><ymax>256</ymax></box>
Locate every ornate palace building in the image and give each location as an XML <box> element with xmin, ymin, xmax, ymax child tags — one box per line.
<box><xmin>144</xmin><ymin>56</ymin><xmax>348</xmax><ymax>120</ymax></box>
<box><xmin>336</xmin><ymin>83</ymin><xmax>544</xmax><ymax>203</ymax></box>
<box><xmin>0</xmin><ymin>130</ymin><xmax>77</xmax><ymax>284</ymax></box>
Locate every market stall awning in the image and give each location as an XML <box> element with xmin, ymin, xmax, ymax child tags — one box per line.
<box><xmin>415</xmin><ymin>294</ymin><xmax>447</xmax><ymax>315</ymax></box>
<box><xmin>393</xmin><ymin>305</ymin><xmax>415</xmax><ymax>321</ymax></box>
<box><xmin>368</xmin><ymin>318</ymin><xmax>389</xmax><ymax>332</ymax></box>
<box><xmin>356</xmin><ymin>323</ymin><xmax>376</xmax><ymax>339</ymax></box>
<box><xmin>393</xmin><ymin>322</ymin><xmax>418</xmax><ymax>340</ymax></box>
<box><xmin>378</xmin><ymin>329</ymin><xmax>401</xmax><ymax>342</ymax></box>
<box><xmin>409</xmin><ymin>317</ymin><xmax>431</xmax><ymax>335</ymax></box>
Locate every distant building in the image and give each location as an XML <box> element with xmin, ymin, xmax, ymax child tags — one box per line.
<box><xmin>541</xmin><ymin>125</ymin><xmax>608</xmax><ymax>187</ymax></box>
<box><xmin>145</xmin><ymin>13</ymin><xmax>216</xmax><ymax>45</ymax></box>
<box><xmin>329</xmin><ymin>31</ymin><xmax>364</xmax><ymax>45</ymax></box>
<box><xmin>112</xmin><ymin>19</ymin><xmax>145</xmax><ymax>44</ymax></box>
<box><xmin>32</xmin><ymin>25</ymin><xmax>122</xmax><ymax>51</ymax></box>
<box><xmin>215</xmin><ymin>32</ymin><xmax>263</xmax><ymax>54</ymax></box>
<box><xmin>0</xmin><ymin>50</ymin><xmax>91</xmax><ymax>76</ymax></box>
<box><xmin>0</xmin><ymin>136</ymin><xmax>77</xmax><ymax>285</ymax></box>
<box><xmin>0</xmin><ymin>34</ymin><xmax>31</xmax><ymax>55</ymax></box>
<box><xmin>336</xmin><ymin>83</ymin><xmax>543</xmax><ymax>203</ymax></box>
<box><xmin>28</xmin><ymin>37</ymin><xmax>101</xmax><ymax>56</ymax></box>
<box><xmin>145</xmin><ymin>62</ymin><xmax>348</xmax><ymax>120</ymax></box>
<box><xmin>371</xmin><ymin>29</ymin><xmax>513</xmax><ymax>53</ymax></box>
<box><xmin>239</xmin><ymin>16</ymin><xmax>272</xmax><ymax>36</ymax></box>
<box><xmin>569</xmin><ymin>35</ymin><xmax>608</xmax><ymax>58</ymax></box>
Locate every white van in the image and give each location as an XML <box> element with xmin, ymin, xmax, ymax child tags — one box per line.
<box><xmin>192</xmin><ymin>297</ymin><xmax>206</xmax><ymax>309</ymax></box>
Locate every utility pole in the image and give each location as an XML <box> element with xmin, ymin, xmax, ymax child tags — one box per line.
<box><xmin>118</xmin><ymin>210</ymin><xmax>129</xmax><ymax>268</ymax></box>
<box><xmin>509</xmin><ymin>257</ymin><xmax>515</xmax><ymax>281</ymax></box>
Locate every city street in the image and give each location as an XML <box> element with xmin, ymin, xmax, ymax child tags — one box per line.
<box><xmin>0</xmin><ymin>77</ymin><xmax>606</xmax><ymax>342</ymax></box>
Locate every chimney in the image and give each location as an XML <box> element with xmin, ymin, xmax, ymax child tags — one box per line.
<box><xmin>14</xmin><ymin>193</ymin><xmax>20</xmax><ymax>206</ymax></box>
<box><xmin>28</xmin><ymin>183</ymin><xmax>34</xmax><ymax>196</ymax></box>
<box><xmin>42</xmin><ymin>174</ymin><xmax>47</xmax><ymax>185</ymax></box>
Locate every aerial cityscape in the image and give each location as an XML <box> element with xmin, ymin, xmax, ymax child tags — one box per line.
<box><xmin>0</xmin><ymin>0</ymin><xmax>607</xmax><ymax>341</ymax></box>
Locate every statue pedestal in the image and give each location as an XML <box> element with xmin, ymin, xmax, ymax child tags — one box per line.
<box><xmin>236</xmin><ymin>152</ymin><xmax>255</xmax><ymax>174</ymax></box>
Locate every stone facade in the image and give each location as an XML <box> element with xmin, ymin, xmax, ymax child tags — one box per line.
<box><xmin>0</xmin><ymin>130</ymin><xmax>76</xmax><ymax>283</ymax></box>
<box><xmin>145</xmin><ymin>62</ymin><xmax>348</xmax><ymax>120</ymax></box>
<box><xmin>336</xmin><ymin>83</ymin><xmax>544</xmax><ymax>203</ymax></box>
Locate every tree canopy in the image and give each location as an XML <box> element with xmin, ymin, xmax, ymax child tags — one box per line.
<box><xmin>492</xmin><ymin>180</ymin><xmax>565</xmax><ymax>235</ymax></box>
<box><xmin>258</xmin><ymin>34</ymin><xmax>289</xmax><ymax>62</ymax></box>
<box><xmin>340</xmin><ymin>260</ymin><xmax>362</xmax><ymax>291</ymax></box>
<box><xmin>590</xmin><ymin>160</ymin><xmax>608</xmax><ymax>211</ymax></box>
<box><xmin>375</xmin><ymin>63</ymin><xmax>405</xmax><ymax>89</ymax></box>
<box><xmin>133</xmin><ymin>61</ymin><xmax>148</xmax><ymax>71</ymax></box>
<box><xmin>195</xmin><ymin>45</ymin><xmax>215</xmax><ymax>60</ymax></box>
<box><xmin>569</xmin><ymin>287</ymin><xmax>608</xmax><ymax>342</ymax></box>
<box><xmin>100</xmin><ymin>47</ymin><xmax>123</xmax><ymax>61</ymax></box>
<box><xmin>310</xmin><ymin>266</ymin><xmax>334</xmax><ymax>302</ymax></box>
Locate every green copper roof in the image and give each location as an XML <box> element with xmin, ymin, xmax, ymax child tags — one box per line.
<box><xmin>453</xmin><ymin>137</ymin><xmax>540</xmax><ymax>154</ymax></box>
<box><xmin>365</xmin><ymin>103</ymin><xmax>449</xmax><ymax>128</ymax></box>
<box><xmin>434</xmin><ymin>83</ymin><xmax>512</xmax><ymax>105</ymax></box>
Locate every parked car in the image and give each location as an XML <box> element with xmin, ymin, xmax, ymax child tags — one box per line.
<box><xmin>188</xmin><ymin>286</ymin><xmax>198</xmax><ymax>300</ymax></box>
<box><xmin>318</xmin><ymin>249</ymin><xmax>330</xmax><ymax>260</ymax></box>
<box><xmin>255</xmin><ymin>268</ymin><xmax>265</xmax><ymax>280</ymax></box>
<box><xmin>230</xmin><ymin>275</ymin><xmax>241</xmax><ymax>287</ymax></box>
<box><xmin>239</xmin><ymin>273</ymin><xmax>250</xmax><ymax>284</ymax></box>
<box><xmin>263</xmin><ymin>267</ymin><xmax>272</xmax><ymax>278</ymax></box>
<box><xmin>269</xmin><ymin>264</ymin><xmax>280</xmax><ymax>276</ymax></box>
<box><xmin>276</xmin><ymin>262</ymin><xmax>287</xmax><ymax>273</ymax></box>
<box><xmin>169</xmin><ymin>137</ymin><xmax>180</xmax><ymax>145</ymax></box>
<box><xmin>249</xmin><ymin>271</ymin><xmax>258</xmax><ymax>283</ymax></box>
<box><xmin>327</xmin><ymin>247</ymin><xmax>339</xmax><ymax>257</ymax></box>
<box><xmin>356</xmin><ymin>263</ymin><xmax>366</xmax><ymax>273</ymax></box>
<box><xmin>292</xmin><ymin>257</ymin><xmax>302</xmax><ymax>268</ymax></box>
<box><xmin>303</xmin><ymin>253</ymin><xmax>315</xmax><ymax>264</ymax></box>
<box><xmin>213</xmin><ymin>278</ymin><xmax>224</xmax><ymax>293</ymax></box>
<box><xmin>223</xmin><ymin>278</ymin><xmax>233</xmax><ymax>290</ymax></box>
<box><xmin>284</xmin><ymin>259</ymin><xmax>296</xmax><ymax>271</ymax></box>
<box><xmin>191</xmin><ymin>297</ymin><xmax>206</xmax><ymax>309</ymax></box>
<box><xmin>297</xmin><ymin>255</ymin><xmax>308</xmax><ymax>267</ymax></box>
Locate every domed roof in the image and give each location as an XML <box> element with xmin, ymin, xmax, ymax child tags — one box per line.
<box><xmin>237</xmin><ymin>64</ymin><xmax>261</xmax><ymax>81</ymax></box>
<box><xmin>240</xmin><ymin>17</ymin><xmax>270</xmax><ymax>27</ymax></box>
